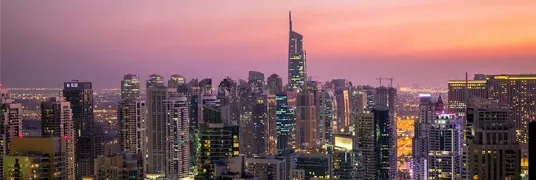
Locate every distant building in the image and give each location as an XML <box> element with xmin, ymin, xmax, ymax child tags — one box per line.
<box><xmin>447</xmin><ymin>80</ymin><xmax>486</xmax><ymax>116</ymax></box>
<box><xmin>147</xmin><ymin>74</ymin><xmax>164</xmax><ymax>88</ymax></box>
<box><xmin>335</xmin><ymin>90</ymin><xmax>350</xmax><ymax>133</ymax></box>
<box><xmin>267</xmin><ymin>74</ymin><xmax>283</xmax><ymax>94</ymax></box>
<box><xmin>168</xmin><ymin>74</ymin><xmax>186</xmax><ymax>88</ymax></box>
<box><xmin>248</xmin><ymin>71</ymin><xmax>265</xmax><ymax>92</ymax></box>
<box><xmin>352</xmin><ymin>113</ymin><xmax>375</xmax><ymax>179</ymax></box>
<box><xmin>96</xmin><ymin>153</ymin><xmax>144</xmax><ymax>180</ymax></box>
<box><xmin>317</xmin><ymin>90</ymin><xmax>337</xmax><ymax>146</ymax></box>
<box><xmin>288</xmin><ymin>11</ymin><xmax>307</xmax><ymax>90</ymax></box>
<box><xmin>3</xmin><ymin>137</ymin><xmax>66</xmax><ymax>179</ymax></box>
<box><xmin>41</xmin><ymin>97</ymin><xmax>75</xmax><ymax>180</ymax></box>
<box><xmin>121</xmin><ymin>73</ymin><xmax>140</xmax><ymax>100</ymax></box>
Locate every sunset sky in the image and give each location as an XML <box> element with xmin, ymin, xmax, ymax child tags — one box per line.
<box><xmin>2</xmin><ymin>0</ymin><xmax>536</xmax><ymax>88</ymax></box>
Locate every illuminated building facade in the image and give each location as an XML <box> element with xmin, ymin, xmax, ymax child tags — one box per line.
<box><xmin>0</xmin><ymin>89</ymin><xmax>22</xmax><ymax>177</ymax></box>
<box><xmin>117</xmin><ymin>100</ymin><xmax>147</xmax><ymax>172</ymax></box>
<box><xmin>288</xmin><ymin>11</ymin><xmax>307</xmax><ymax>90</ymax></box>
<box><xmin>352</xmin><ymin>113</ymin><xmax>375</xmax><ymax>180</ymax></box>
<box><xmin>3</xmin><ymin>137</ymin><xmax>66</xmax><ymax>179</ymax></box>
<box><xmin>295</xmin><ymin>92</ymin><xmax>317</xmax><ymax>151</ymax></box>
<box><xmin>121</xmin><ymin>73</ymin><xmax>140</xmax><ymax>100</ymax></box>
<box><xmin>267</xmin><ymin>74</ymin><xmax>283</xmax><ymax>94</ymax></box>
<box><xmin>335</xmin><ymin>90</ymin><xmax>350</xmax><ymax>133</ymax></box>
<box><xmin>250</xmin><ymin>94</ymin><xmax>268</xmax><ymax>157</ymax></box>
<box><xmin>372</xmin><ymin>105</ymin><xmax>397</xmax><ymax>179</ymax></box>
<box><xmin>318</xmin><ymin>90</ymin><xmax>337</xmax><ymax>146</ymax></box>
<box><xmin>412</xmin><ymin>94</ymin><xmax>435</xmax><ymax>180</ymax></box>
<box><xmin>291</xmin><ymin>153</ymin><xmax>332</xmax><ymax>180</ymax></box>
<box><xmin>426</xmin><ymin>114</ymin><xmax>463</xmax><ymax>179</ymax></box>
<box><xmin>331</xmin><ymin>135</ymin><xmax>359</xmax><ymax>180</ymax></box>
<box><xmin>41</xmin><ymin>97</ymin><xmax>75</xmax><ymax>180</ymax></box>
<box><xmin>63</xmin><ymin>81</ymin><xmax>102</xmax><ymax>178</ymax></box>
<box><xmin>265</xmin><ymin>94</ymin><xmax>277</xmax><ymax>155</ymax></box>
<box><xmin>276</xmin><ymin>92</ymin><xmax>296</xmax><ymax>153</ymax></box>
<box><xmin>447</xmin><ymin>80</ymin><xmax>487</xmax><ymax>116</ymax></box>
<box><xmin>197</xmin><ymin>105</ymin><xmax>240</xmax><ymax>179</ymax></box>
<box><xmin>147</xmin><ymin>74</ymin><xmax>164</xmax><ymax>88</ymax></box>
<box><xmin>168</xmin><ymin>74</ymin><xmax>186</xmax><ymax>88</ymax></box>
<box><xmin>96</xmin><ymin>153</ymin><xmax>144</xmax><ymax>180</ymax></box>
<box><xmin>466</xmin><ymin>104</ymin><xmax>521</xmax><ymax>179</ymax></box>
<box><xmin>146</xmin><ymin>86</ymin><xmax>178</xmax><ymax>174</ymax></box>
<box><xmin>162</xmin><ymin>96</ymin><xmax>189</xmax><ymax>178</ymax></box>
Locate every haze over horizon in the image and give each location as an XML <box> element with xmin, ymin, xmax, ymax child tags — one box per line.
<box><xmin>2</xmin><ymin>0</ymin><xmax>536</xmax><ymax>88</ymax></box>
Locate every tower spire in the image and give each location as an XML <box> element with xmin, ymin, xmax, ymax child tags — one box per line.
<box><xmin>289</xmin><ymin>10</ymin><xmax>292</xmax><ymax>31</ymax></box>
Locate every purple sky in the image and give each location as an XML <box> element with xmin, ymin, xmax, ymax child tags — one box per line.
<box><xmin>2</xmin><ymin>0</ymin><xmax>536</xmax><ymax>88</ymax></box>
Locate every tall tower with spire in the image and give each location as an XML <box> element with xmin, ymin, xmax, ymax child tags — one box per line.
<box><xmin>288</xmin><ymin>11</ymin><xmax>307</xmax><ymax>90</ymax></box>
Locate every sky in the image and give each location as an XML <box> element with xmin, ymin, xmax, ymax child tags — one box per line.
<box><xmin>2</xmin><ymin>0</ymin><xmax>536</xmax><ymax>88</ymax></box>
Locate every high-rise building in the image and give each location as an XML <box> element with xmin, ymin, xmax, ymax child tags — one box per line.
<box><xmin>331</xmin><ymin>134</ymin><xmax>359</xmax><ymax>180</ymax></box>
<box><xmin>529</xmin><ymin>121</ymin><xmax>536</xmax><ymax>179</ymax></box>
<box><xmin>267</xmin><ymin>74</ymin><xmax>283</xmax><ymax>94</ymax></box>
<box><xmin>41</xmin><ymin>97</ymin><xmax>75</xmax><ymax>180</ymax></box>
<box><xmin>374</xmin><ymin>86</ymin><xmax>397</xmax><ymax>122</ymax></box>
<box><xmin>265</xmin><ymin>94</ymin><xmax>278</xmax><ymax>155</ymax></box>
<box><xmin>466</xmin><ymin>103</ymin><xmax>521</xmax><ymax>179</ymax></box>
<box><xmin>288</xmin><ymin>11</ymin><xmax>307</xmax><ymax>90</ymax></box>
<box><xmin>352</xmin><ymin>113</ymin><xmax>375</xmax><ymax>179</ymax></box>
<box><xmin>249</xmin><ymin>94</ymin><xmax>268</xmax><ymax>157</ymax></box>
<box><xmin>447</xmin><ymin>80</ymin><xmax>487</xmax><ymax>116</ymax></box>
<box><xmin>295</xmin><ymin>92</ymin><xmax>317</xmax><ymax>151</ymax></box>
<box><xmin>198</xmin><ymin>78</ymin><xmax>212</xmax><ymax>95</ymax></box>
<box><xmin>147</xmin><ymin>74</ymin><xmax>164</xmax><ymax>88</ymax></box>
<box><xmin>335</xmin><ymin>90</ymin><xmax>350</xmax><ymax>133</ymax></box>
<box><xmin>246</xmin><ymin>156</ymin><xmax>287</xmax><ymax>180</ymax></box>
<box><xmin>248</xmin><ymin>71</ymin><xmax>265</xmax><ymax>92</ymax></box>
<box><xmin>412</xmin><ymin>94</ymin><xmax>435</xmax><ymax>180</ymax></box>
<box><xmin>426</xmin><ymin>114</ymin><xmax>463</xmax><ymax>179</ymax></box>
<box><xmin>276</xmin><ymin>92</ymin><xmax>296</xmax><ymax>153</ymax></box>
<box><xmin>0</xmin><ymin>89</ymin><xmax>22</xmax><ymax>177</ymax></box>
<box><xmin>372</xmin><ymin>105</ymin><xmax>397</xmax><ymax>179</ymax></box>
<box><xmin>196</xmin><ymin>105</ymin><xmax>240</xmax><ymax>179</ymax></box>
<box><xmin>121</xmin><ymin>73</ymin><xmax>140</xmax><ymax>100</ymax></box>
<box><xmin>162</xmin><ymin>96</ymin><xmax>190</xmax><ymax>179</ymax></box>
<box><xmin>146</xmin><ymin>85</ymin><xmax>178</xmax><ymax>175</ymax></box>
<box><xmin>63</xmin><ymin>81</ymin><xmax>102</xmax><ymax>178</ymax></box>
<box><xmin>349</xmin><ymin>88</ymin><xmax>367</xmax><ymax>114</ymax></box>
<box><xmin>117</xmin><ymin>100</ymin><xmax>147</xmax><ymax>171</ymax></box>
<box><xmin>3</xmin><ymin>137</ymin><xmax>66</xmax><ymax>179</ymax></box>
<box><xmin>96</xmin><ymin>152</ymin><xmax>144</xmax><ymax>180</ymax></box>
<box><xmin>168</xmin><ymin>74</ymin><xmax>186</xmax><ymax>88</ymax></box>
<box><xmin>318</xmin><ymin>90</ymin><xmax>337</xmax><ymax>146</ymax></box>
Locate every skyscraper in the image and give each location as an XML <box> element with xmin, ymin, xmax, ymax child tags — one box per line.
<box><xmin>447</xmin><ymin>80</ymin><xmax>487</xmax><ymax>116</ymax></box>
<box><xmin>96</xmin><ymin>152</ymin><xmax>144</xmax><ymax>180</ymax></box>
<box><xmin>265</xmin><ymin>94</ymin><xmax>278</xmax><ymax>155</ymax></box>
<box><xmin>331</xmin><ymin>134</ymin><xmax>359</xmax><ymax>179</ymax></box>
<box><xmin>466</xmin><ymin>103</ymin><xmax>521</xmax><ymax>179</ymax></box>
<box><xmin>168</xmin><ymin>74</ymin><xmax>186</xmax><ymax>88</ymax></box>
<box><xmin>163</xmin><ymin>96</ymin><xmax>190</xmax><ymax>178</ymax></box>
<box><xmin>63</xmin><ymin>81</ymin><xmax>101</xmax><ymax>178</ymax></box>
<box><xmin>276</xmin><ymin>92</ymin><xmax>295</xmax><ymax>153</ymax></box>
<box><xmin>295</xmin><ymin>92</ymin><xmax>317</xmax><ymax>151</ymax></box>
<box><xmin>248</xmin><ymin>70</ymin><xmax>265</xmax><ymax>92</ymax></box>
<box><xmin>288</xmin><ymin>11</ymin><xmax>307</xmax><ymax>90</ymax></box>
<box><xmin>0</xmin><ymin>88</ymin><xmax>22</xmax><ymax>177</ymax></box>
<box><xmin>267</xmin><ymin>74</ymin><xmax>283</xmax><ymax>94</ymax></box>
<box><xmin>335</xmin><ymin>89</ymin><xmax>350</xmax><ymax>133</ymax></box>
<box><xmin>372</xmin><ymin>105</ymin><xmax>397</xmax><ymax>179</ymax></box>
<box><xmin>250</xmin><ymin>94</ymin><xmax>268</xmax><ymax>157</ymax></box>
<box><xmin>353</xmin><ymin>113</ymin><xmax>375</xmax><ymax>179</ymax></box>
<box><xmin>121</xmin><ymin>73</ymin><xmax>140</xmax><ymax>100</ymax></box>
<box><xmin>146</xmin><ymin>85</ymin><xmax>178</xmax><ymax>175</ymax></box>
<box><xmin>318</xmin><ymin>90</ymin><xmax>337</xmax><ymax>146</ymax></box>
<box><xmin>41</xmin><ymin>97</ymin><xmax>75</xmax><ymax>180</ymax></box>
<box><xmin>426</xmin><ymin>114</ymin><xmax>463</xmax><ymax>179</ymax></box>
<box><xmin>117</xmin><ymin>100</ymin><xmax>147</xmax><ymax>168</ymax></box>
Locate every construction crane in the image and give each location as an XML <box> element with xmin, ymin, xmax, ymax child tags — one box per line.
<box><xmin>376</xmin><ymin>77</ymin><xmax>395</xmax><ymax>87</ymax></box>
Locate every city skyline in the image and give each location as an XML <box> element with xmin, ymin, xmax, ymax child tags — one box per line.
<box><xmin>3</xmin><ymin>1</ymin><xmax>536</xmax><ymax>88</ymax></box>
